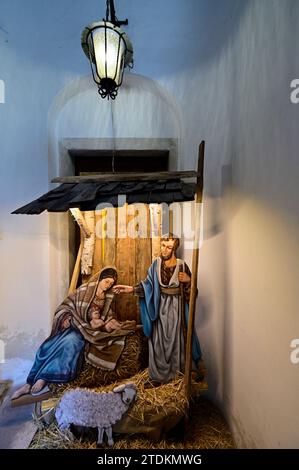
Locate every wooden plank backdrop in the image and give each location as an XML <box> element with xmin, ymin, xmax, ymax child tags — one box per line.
<box><xmin>83</xmin><ymin>204</ymin><xmax>163</xmax><ymax>322</ymax></box>
<box><xmin>115</xmin><ymin>205</ymin><xmax>137</xmax><ymax>321</ymax></box>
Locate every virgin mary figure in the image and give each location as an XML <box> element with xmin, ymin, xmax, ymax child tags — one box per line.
<box><xmin>11</xmin><ymin>267</ymin><xmax>136</xmax><ymax>400</ymax></box>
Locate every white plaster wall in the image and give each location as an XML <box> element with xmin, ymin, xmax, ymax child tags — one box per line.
<box><xmin>220</xmin><ymin>1</ymin><xmax>299</xmax><ymax>448</ymax></box>
<box><xmin>1</xmin><ymin>0</ymin><xmax>299</xmax><ymax>448</ymax></box>
<box><xmin>55</xmin><ymin>76</ymin><xmax>180</xmax><ymax>141</ymax></box>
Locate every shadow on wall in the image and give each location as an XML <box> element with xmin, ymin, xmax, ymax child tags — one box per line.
<box><xmin>221</xmin><ymin>164</ymin><xmax>234</xmax><ymax>413</ymax></box>
<box><xmin>192</xmin><ymin>164</ymin><xmax>236</xmax><ymax>408</ymax></box>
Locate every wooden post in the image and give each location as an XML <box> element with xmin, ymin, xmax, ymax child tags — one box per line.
<box><xmin>184</xmin><ymin>141</ymin><xmax>205</xmax><ymax>399</ymax></box>
<box><xmin>68</xmin><ymin>230</ymin><xmax>84</xmax><ymax>295</ymax></box>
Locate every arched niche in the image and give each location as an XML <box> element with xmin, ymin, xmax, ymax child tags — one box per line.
<box><xmin>47</xmin><ymin>72</ymin><xmax>183</xmax><ymax>310</ymax></box>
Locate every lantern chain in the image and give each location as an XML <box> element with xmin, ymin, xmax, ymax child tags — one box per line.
<box><xmin>106</xmin><ymin>1</ymin><xmax>109</xmax><ymax>21</ymax></box>
<box><xmin>105</xmin><ymin>0</ymin><xmax>128</xmax><ymax>26</ymax></box>
<box><xmin>110</xmin><ymin>101</ymin><xmax>116</xmax><ymax>173</ymax></box>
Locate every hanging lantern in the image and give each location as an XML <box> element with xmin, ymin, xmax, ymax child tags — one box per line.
<box><xmin>81</xmin><ymin>2</ymin><xmax>133</xmax><ymax>100</ymax></box>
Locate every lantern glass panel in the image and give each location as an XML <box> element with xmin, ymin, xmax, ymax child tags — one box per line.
<box><xmin>91</xmin><ymin>26</ymin><xmax>126</xmax><ymax>86</ymax></box>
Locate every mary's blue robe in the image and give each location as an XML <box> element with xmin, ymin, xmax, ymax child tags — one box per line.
<box><xmin>27</xmin><ymin>326</ymin><xmax>85</xmax><ymax>385</ymax></box>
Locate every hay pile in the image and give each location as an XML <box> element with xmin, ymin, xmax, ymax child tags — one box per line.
<box><xmin>50</xmin><ymin>329</ymin><xmax>147</xmax><ymax>393</ymax></box>
<box><xmin>29</xmin><ymin>330</ymin><xmax>235</xmax><ymax>449</ymax></box>
<box><xmin>30</xmin><ymin>393</ymin><xmax>235</xmax><ymax>449</ymax></box>
<box><xmin>95</xmin><ymin>369</ymin><xmax>188</xmax><ymax>433</ymax></box>
<box><xmin>50</xmin><ymin>368</ymin><xmax>187</xmax><ymax>435</ymax></box>
<box><xmin>31</xmin><ymin>369</ymin><xmax>188</xmax><ymax>446</ymax></box>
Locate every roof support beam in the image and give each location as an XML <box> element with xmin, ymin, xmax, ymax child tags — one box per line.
<box><xmin>52</xmin><ymin>171</ymin><xmax>201</xmax><ymax>184</ymax></box>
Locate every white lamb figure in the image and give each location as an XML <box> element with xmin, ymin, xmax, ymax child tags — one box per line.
<box><xmin>55</xmin><ymin>382</ymin><xmax>136</xmax><ymax>446</ymax></box>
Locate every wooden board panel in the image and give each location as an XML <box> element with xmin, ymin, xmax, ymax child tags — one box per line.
<box><xmin>135</xmin><ymin>205</ymin><xmax>151</xmax><ymax>279</ymax></box>
<box><xmin>115</xmin><ymin>204</ymin><xmax>137</xmax><ymax>322</ymax></box>
<box><xmin>150</xmin><ymin>204</ymin><xmax>162</xmax><ymax>260</ymax></box>
<box><xmin>134</xmin><ymin>204</ymin><xmax>152</xmax><ymax>322</ymax></box>
<box><xmin>78</xmin><ymin>204</ymin><xmax>154</xmax><ymax>323</ymax></box>
<box><xmin>90</xmin><ymin>208</ymin><xmax>117</xmax><ymax>274</ymax></box>
<box><xmin>103</xmin><ymin>208</ymin><xmax>116</xmax><ymax>267</ymax></box>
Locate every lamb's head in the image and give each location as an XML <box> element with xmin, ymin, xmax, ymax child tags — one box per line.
<box><xmin>55</xmin><ymin>403</ymin><xmax>70</xmax><ymax>430</ymax></box>
<box><xmin>113</xmin><ymin>381</ymin><xmax>137</xmax><ymax>405</ymax></box>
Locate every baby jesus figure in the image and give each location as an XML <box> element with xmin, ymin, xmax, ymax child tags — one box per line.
<box><xmin>89</xmin><ymin>308</ymin><xmax>121</xmax><ymax>332</ymax></box>
<box><xmin>88</xmin><ymin>283</ymin><xmax>122</xmax><ymax>333</ymax></box>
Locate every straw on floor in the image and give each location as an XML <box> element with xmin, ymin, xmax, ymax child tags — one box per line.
<box><xmin>30</xmin><ymin>395</ymin><xmax>234</xmax><ymax>449</ymax></box>
<box><xmin>30</xmin><ymin>368</ymin><xmax>234</xmax><ymax>449</ymax></box>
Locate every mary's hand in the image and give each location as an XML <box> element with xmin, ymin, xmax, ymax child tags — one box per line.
<box><xmin>113</xmin><ymin>285</ymin><xmax>134</xmax><ymax>294</ymax></box>
<box><xmin>62</xmin><ymin>317</ymin><xmax>71</xmax><ymax>329</ymax></box>
<box><xmin>104</xmin><ymin>318</ymin><xmax>121</xmax><ymax>332</ymax></box>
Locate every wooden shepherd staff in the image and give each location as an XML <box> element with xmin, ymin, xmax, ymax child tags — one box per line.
<box><xmin>184</xmin><ymin>141</ymin><xmax>205</xmax><ymax>399</ymax></box>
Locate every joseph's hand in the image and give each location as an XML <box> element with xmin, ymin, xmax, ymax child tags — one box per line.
<box><xmin>113</xmin><ymin>285</ymin><xmax>134</xmax><ymax>294</ymax></box>
<box><xmin>178</xmin><ymin>272</ymin><xmax>191</xmax><ymax>283</ymax></box>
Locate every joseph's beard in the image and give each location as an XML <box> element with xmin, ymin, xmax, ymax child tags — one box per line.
<box><xmin>161</xmin><ymin>252</ymin><xmax>174</xmax><ymax>260</ymax></box>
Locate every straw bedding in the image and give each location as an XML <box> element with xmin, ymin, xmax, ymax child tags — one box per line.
<box><xmin>29</xmin><ymin>331</ymin><xmax>234</xmax><ymax>449</ymax></box>
<box><xmin>97</xmin><ymin>368</ymin><xmax>189</xmax><ymax>438</ymax></box>
<box><xmin>50</xmin><ymin>329</ymin><xmax>147</xmax><ymax>393</ymax></box>
<box><xmin>46</xmin><ymin>368</ymin><xmax>188</xmax><ymax>440</ymax></box>
<box><xmin>30</xmin><ymin>390</ymin><xmax>234</xmax><ymax>449</ymax></box>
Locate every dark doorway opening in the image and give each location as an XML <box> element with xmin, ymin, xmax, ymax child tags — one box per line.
<box><xmin>69</xmin><ymin>149</ymin><xmax>169</xmax><ymax>174</ymax></box>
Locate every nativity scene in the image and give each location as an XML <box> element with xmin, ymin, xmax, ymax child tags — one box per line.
<box><xmin>1</xmin><ymin>0</ymin><xmax>226</xmax><ymax>451</ymax></box>
<box><xmin>3</xmin><ymin>0</ymin><xmax>297</xmax><ymax>456</ymax></box>
<box><xmin>10</xmin><ymin>141</ymin><xmax>208</xmax><ymax>446</ymax></box>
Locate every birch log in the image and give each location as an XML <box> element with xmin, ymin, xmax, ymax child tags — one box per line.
<box><xmin>81</xmin><ymin>211</ymin><xmax>95</xmax><ymax>275</ymax></box>
<box><xmin>69</xmin><ymin>208</ymin><xmax>91</xmax><ymax>238</ymax></box>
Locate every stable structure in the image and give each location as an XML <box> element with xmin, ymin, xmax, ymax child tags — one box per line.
<box><xmin>12</xmin><ymin>141</ymin><xmax>206</xmax><ymax>439</ymax></box>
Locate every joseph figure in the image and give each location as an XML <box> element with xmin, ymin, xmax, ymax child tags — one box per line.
<box><xmin>114</xmin><ymin>233</ymin><xmax>205</xmax><ymax>384</ymax></box>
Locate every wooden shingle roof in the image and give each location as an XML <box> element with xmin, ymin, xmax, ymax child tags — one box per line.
<box><xmin>12</xmin><ymin>172</ymin><xmax>200</xmax><ymax>214</ymax></box>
